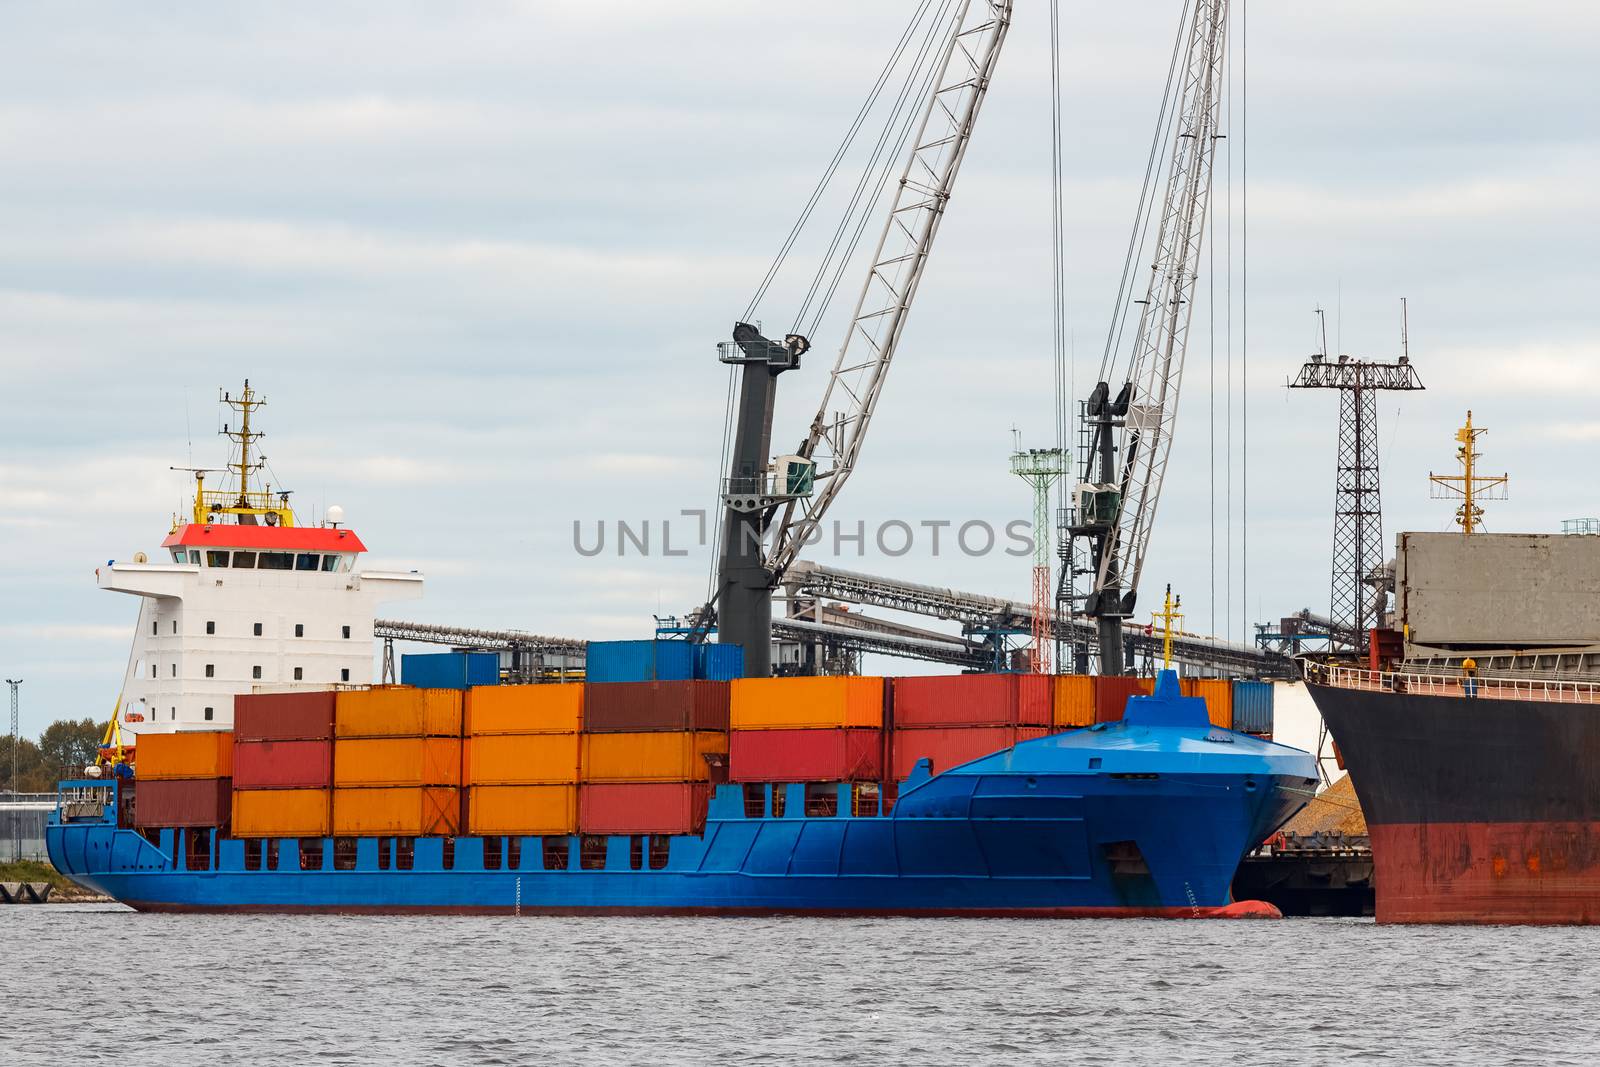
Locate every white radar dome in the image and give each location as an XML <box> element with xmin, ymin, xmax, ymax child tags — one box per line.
<box><xmin>325</xmin><ymin>504</ymin><xmax>345</xmax><ymax>527</ymax></box>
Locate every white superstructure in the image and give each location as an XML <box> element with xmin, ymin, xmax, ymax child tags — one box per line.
<box><xmin>99</xmin><ymin>381</ymin><xmax>423</xmax><ymax>735</ymax></box>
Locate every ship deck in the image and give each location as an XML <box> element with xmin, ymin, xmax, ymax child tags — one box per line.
<box><xmin>1310</xmin><ymin>663</ymin><xmax>1600</xmax><ymax>705</ymax></box>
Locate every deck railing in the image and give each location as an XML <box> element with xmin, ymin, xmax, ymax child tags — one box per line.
<box><xmin>1308</xmin><ymin>662</ymin><xmax>1600</xmax><ymax>705</ymax></box>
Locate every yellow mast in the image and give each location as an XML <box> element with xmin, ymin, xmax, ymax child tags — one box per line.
<box><xmin>188</xmin><ymin>380</ymin><xmax>297</xmax><ymax>527</ymax></box>
<box><xmin>1428</xmin><ymin>410</ymin><xmax>1508</xmax><ymax>534</ymax></box>
<box><xmin>1151</xmin><ymin>584</ymin><xmax>1183</xmax><ymax>671</ymax></box>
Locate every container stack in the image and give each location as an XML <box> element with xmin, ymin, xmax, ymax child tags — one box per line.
<box><xmin>463</xmin><ymin>685</ymin><xmax>583</xmax><ymax>835</ymax></box>
<box><xmin>728</xmin><ymin>677</ymin><xmax>884</xmax><ymax>783</ymax></box>
<box><xmin>578</xmin><ymin>681</ymin><xmax>729</xmax><ymax>835</ymax></box>
<box><xmin>1230</xmin><ymin>680</ymin><xmax>1274</xmax><ymax>738</ymax></box>
<box><xmin>1092</xmin><ymin>676</ymin><xmax>1155</xmax><ymax>724</ymax></box>
<box><xmin>584</xmin><ymin>640</ymin><xmax>695</xmax><ymax>683</ymax></box>
<box><xmin>1052</xmin><ymin>675</ymin><xmax>1096</xmax><ymax>731</ymax></box>
<box><xmin>232</xmin><ymin>691</ymin><xmax>335</xmax><ymax>837</ymax></box>
<box><xmin>132</xmin><ymin>731</ymin><xmax>234</xmax><ymax>829</ymax></box>
<box><xmin>890</xmin><ymin>675</ymin><xmax>1050</xmax><ymax>780</ymax></box>
<box><xmin>332</xmin><ymin>688</ymin><xmax>463</xmax><ymax>836</ymax></box>
<box><xmin>1180</xmin><ymin>678</ymin><xmax>1233</xmax><ymax>729</ymax></box>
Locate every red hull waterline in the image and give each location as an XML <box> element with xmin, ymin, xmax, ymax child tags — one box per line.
<box><xmin>1372</xmin><ymin>822</ymin><xmax>1600</xmax><ymax>925</ymax></box>
<box><xmin>125</xmin><ymin>900</ymin><xmax>1283</xmax><ymax>920</ymax></box>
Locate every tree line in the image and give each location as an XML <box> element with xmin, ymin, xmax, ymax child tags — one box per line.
<box><xmin>1</xmin><ymin>719</ymin><xmax>104</xmax><ymax>793</ymax></box>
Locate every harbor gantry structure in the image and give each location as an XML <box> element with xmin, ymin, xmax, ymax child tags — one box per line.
<box><xmin>1429</xmin><ymin>411</ymin><xmax>1507</xmax><ymax>534</ymax></box>
<box><xmin>1290</xmin><ymin>308</ymin><xmax>1424</xmax><ymax>652</ymax></box>
<box><xmin>1011</xmin><ymin>445</ymin><xmax>1068</xmax><ymax>672</ymax></box>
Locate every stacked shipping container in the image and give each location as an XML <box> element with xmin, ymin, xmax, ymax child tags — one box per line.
<box><xmin>232</xmin><ymin>691</ymin><xmax>335</xmax><ymax>836</ymax></box>
<box><xmin>729</xmin><ymin>677</ymin><xmax>884</xmax><ymax>782</ymax></box>
<box><xmin>464</xmin><ymin>685</ymin><xmax>582</xmax><ymax>835</ymax></box>
<box><xmin>1180</xmin><ymin>678</ymin><xmax>1234</xmax><ymax>729</ymax></box>
<box><xmin>332</xmin><ymin>688</ymin><xmax>463</xmax><ymax>836</ymax></box>
<box><xmin>578</xmin><ymin>681</ymin><xmax>729</xmax><ymax>834</ymax></box>
<box><xmin>890</xmin><ymin>675</ymin><xmax>1050</xmax><ymax>780</ymax></box>
<box><xmin>132</xmin><ymin>730</ymin><xmax>234</xmax><ymax>829</ymax></box>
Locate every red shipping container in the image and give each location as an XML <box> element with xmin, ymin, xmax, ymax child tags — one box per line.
<box><xmin>730</xmin><ymin>728</ymin><xmax>881</xmax><ymax>783</ymax></box>
<box><xmin>578</xmin><ymin>782</ymin><xmax>710</xmax><ymax>835</ymax></box>
<box><xmin>1094</xmin><ymin>676</ymin><xmax>1155</xmax><ymax>723</ymax></box>
<box><xmin>584</xmin><ymin>681</ymin><xmax>731</xmax><ymax>733</ymax></box>
<box><xmin>892</xmin><ymin>726</ymin><xmax>1048</xmax><ymax>781</ymax></box>
<box><xmin>234</xmin><ymin>691</ymin><xmax>336</xmax><ymax>742</ymax></box>
<box><xmin>890</xmin><ymin>674</ymin><xmax>1052</xmax><ymax>728</ymax></box>
<box><xmin>233</xmin><ymin>739</ymin><xmax>333</xmax><ymax>790</ymax></box>
<box><xmin>133</xmin><ymin>777</ymin><xmax>232</xmax><ymax>828</ymax></box>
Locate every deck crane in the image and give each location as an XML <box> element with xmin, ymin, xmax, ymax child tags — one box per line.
<box><xmin>1068</xmin><ymin>0</ymin><xmax>1231</xmax><ymax>675</ymax></box>
<box><xmin>712</xmin><ymin>1</ymin><xmax>1014</xmax><ymax>677</ymax></box>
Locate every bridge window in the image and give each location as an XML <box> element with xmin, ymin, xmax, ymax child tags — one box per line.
<box><xmin>323</xmin><ymin>555</ymin><xmax>340</xmax><ymax>572</ymax></box>
<box><xmin>205</xmin><ymin>551</ymin><xmax>229</xmax><ymax>567</ymax></box>
<box><xmin>770</xmin><ymin>784</ymin><xmax>787</xmax><ymax>818</ymax></box>
<box><xmin>743</xmin><ymin>783</ymin><xmax>766</xmax><ymax>818</ymax></box>
<box><xmin>805</xmin><ymin>784</ymin><xmax>838</xmax><ymax>818</ymax></box>
<box><xmin>259</xmin><ymin>552</ymin><xmax>293</xmax><ymax>571</ymax></box>
<box><xmin>233</xmin><ymin>551</ymin><xmax>257</xmax><ymax>568</ymax></box>
<box><xmin>507</xmin><ymin>837</ymin><xmax>522</xmax><ymax>870</ymax></box>
<box><xmin>206</xmin><ymin>620</ymin><xmax>215</xmax><ymax>635</ymax></box>
<box><xmin>333</xmin><ymin>837</ymin><xmax>358</xmax><ymax>871</ymax></box>
<box><xmin>244</xmin><ymin>839</ymin><xmax>262</xmax><ymax>871</ymax></box>
<box><xmin>629</xmin><ymin>836</ymin><xmax>644</xmax><ymax>870</ymax></box>
<box><xmin>296</xmin><ymin>553</ymin><xmax>319</xmax><ymax>572</ymax></box>
<box><xmin>579</xmin><ymin>835</ymin><xmax>608</xmax><ymax>870</ymax></box>
<box><xmin>205</xmin><ymin>664</ymin><xmax>214</xmax><ymax>678</ymax></box>
<box><xmin>173</xmin><ymin>549</ymin><xmax>188</xmax><ymax>563</ymax></box>
<box><xmin>396</xmin><ymin>838</ymin><xmax>415</xmax><ymax>871</ymax></box>
<box><xmin>294</xmin><ymin>623</ymin><xmax>304</xmax><ymax>637</ymax></box>
<box><xmin>483</xmin><ymin>836</ymin><xmax>503</xmax><ymax>871</ymax></box>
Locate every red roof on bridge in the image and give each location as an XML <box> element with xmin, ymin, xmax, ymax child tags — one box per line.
<box><xmin>161</xmin><ymin>525</ymin><xmax>367</xmax><ymax>553</ymax></box>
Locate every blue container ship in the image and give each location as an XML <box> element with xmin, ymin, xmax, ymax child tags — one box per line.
<box><xmin>50</xmin><ymin>673</ymin><xmax>1315</xmax><ymax>917</ymax></box>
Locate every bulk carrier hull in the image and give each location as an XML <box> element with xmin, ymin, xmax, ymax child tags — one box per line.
<box><xmin>1307</xmin><ymin>675</ymin><xmax>1600</xmax><ymax>925</ymax></box>
<box><xmin>50</xmin><ymin>705</ymin><xmax>1316</xmax><ymax>919</ymax></box>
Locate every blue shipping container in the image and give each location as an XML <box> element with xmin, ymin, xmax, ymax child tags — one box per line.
<box><xmin>585</xmin><ymin>640</ymin><xmax>695</xmax><ymax>683</ymax></box>
<box><xmin>1230</xmin><ymin>680</ymin><xmax>1273</xmax><ymax>735</ymax></box>
<box><xmin>402</xmin><ymin>652</ymin><xmax>500</xmax><ymax>690</ymax></box>
<box><xmin>695</xmin><ymin>643</ymin><xmax>745</xmax><ymax>681</ymax></box>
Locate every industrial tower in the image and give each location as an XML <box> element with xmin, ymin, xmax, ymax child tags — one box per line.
<box><xmin>1429</xmin><ymin>411</ymin><xmax>1507</xmax><ymax>534</ymax></box>
<box><xmin>1011</xmin><ymin>445</ymin><xmax>1068</xmax><ymax>673</ymax></box>
<box><xmin>1290</xmin><ymin>311</ymin><xmax>1423</xmax><ymax>651</ymax></box>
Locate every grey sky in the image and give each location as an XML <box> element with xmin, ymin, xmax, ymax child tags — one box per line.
<box><xmin>3</xmin><ymin>2</ymin><xmax>1596</xmax><ymax>737</ymax></box>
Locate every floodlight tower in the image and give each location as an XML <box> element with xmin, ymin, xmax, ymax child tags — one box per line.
<box><xmin>1012</xmin><ymin>445</ymin><xmax>1069</xmax><ymax>673</ymax></box>
<box><xmin>1290</xmin><ymin>308</ymin><xmax>1424</xmax><ymax>651</ymax></box>
<box><xmin>7</xmin><ymin>678</ymin><xmax>19</xmax><ymax>860</ymax></box>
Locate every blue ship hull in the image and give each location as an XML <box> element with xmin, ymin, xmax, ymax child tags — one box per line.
<box><xmin>49</xmin><ymin>678</ymin><xmax>1317</xmax><ymax>918</ymax></box>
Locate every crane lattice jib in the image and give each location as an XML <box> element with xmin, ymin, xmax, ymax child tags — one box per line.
<box><xmin>765</xmin><ymin>0</ymin><xmax>1013</xmax><ymax>580</ymax></box>
<box><xmin>1097</xmin><ymin>0</ymin><xmax>1229</xmax><ymax>607</ymax></box>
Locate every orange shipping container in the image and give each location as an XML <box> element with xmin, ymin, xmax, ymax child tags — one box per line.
<box><xmin>232</xmin><ymin>788</ymin><xmax>330</xmax><ymax>837</ymax></box>
<box><xmin>730</xmin><ymin>676</ymin><xmax>884</xmax><ymax>730</ymax></box>
<box><xmin>332</xmin><ymin>786</ymin><xmax>460</xmax><ymax>836</ymax></box>
<box><xmin>467</xmin><ymin>784</ymin><xmax>577</xmax><ymax>836</ymax></box>
<box><xmin>465</xmin><ymin>684</ymin><xmax>583</xmax><ymax>735</ymax></box>
<box><xmin>465</xmin><ymin>733</ymin><xmax>581</xmax><ymax>785</ymax></box>
<box><xmin>1180</xmin><ymin>678</ymin><xmax>1234</xmax><ymax>729</ymax></box>
<box><xmin>334</xmin><ymin>737</ymin><xmax>462</xmax><ymax>787</ymax></box>
<box><xmin>335</xmin><ymin>687</ymin><xmax>462</xmax><ymax>738</ymax></box>
<box><xmin>1052</xmin><ymin>675</ymin><xmax>1096</xmax><ymax>729</ymax></box>
<box><xmin>1093</xmin><ymin>676</ymin><xmax>1155</xmax><ymax>724</ymax></box>
<box><xmin>581</xmin><ymin>731</ymin><xmax>727</xmax><ymax>783</ymax></box>
<box><xmin>135</xmin><ymin>730</ymin><xmax>234</xmax><ymax>780</ymax></box>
